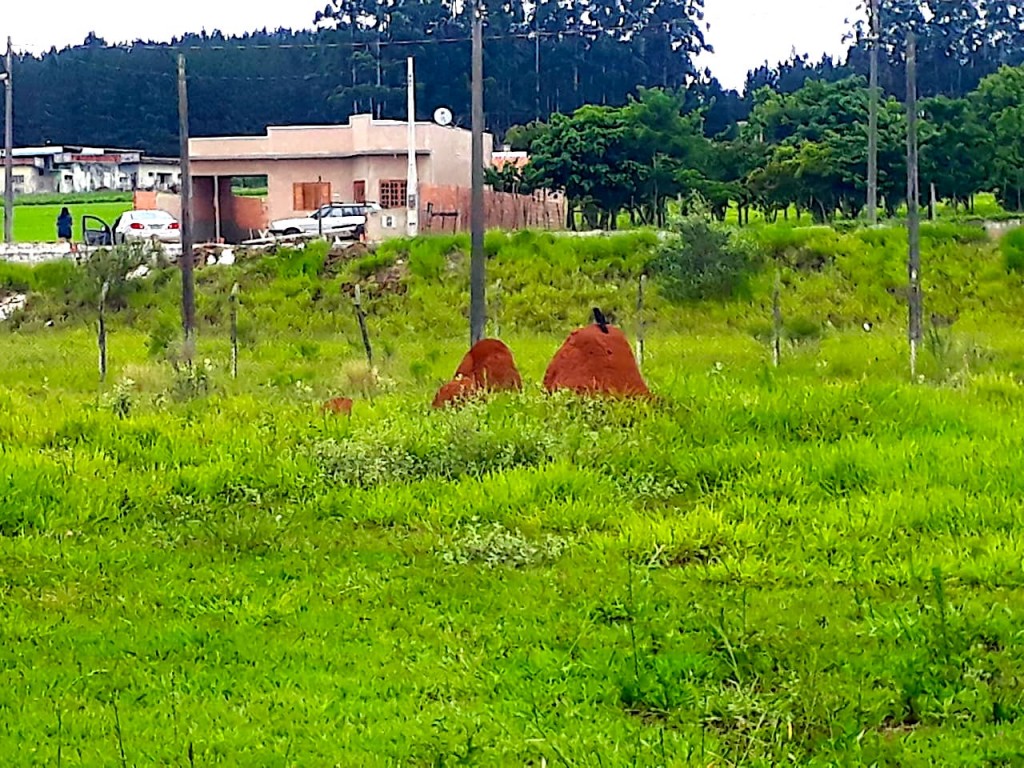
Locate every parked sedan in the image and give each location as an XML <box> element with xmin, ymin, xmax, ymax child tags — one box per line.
<box><xmin>113</xmin><ymin>210</ymin><xmax>181</xmax><ymax>244</ymax></box>
<box><xmin>268</xmin><ymin>203</ymin><xmax>374</xmax><ymax>238</ymax></box>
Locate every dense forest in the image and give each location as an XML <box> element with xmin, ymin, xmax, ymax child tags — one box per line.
<box><xmin>5</xmin><ymin>0</ymin><xmax>1022</xmax><ymax>155</ymax></box>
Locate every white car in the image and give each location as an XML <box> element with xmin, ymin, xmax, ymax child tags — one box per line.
<box><xmin>113</xmin><ymin>210</ymin><xmax>181</xmax><ymax>244</ymax></box>
<box><xmin>269</xmin><ymin>203</ymin><xmax>375</xmax><ymax>238</ymax></box>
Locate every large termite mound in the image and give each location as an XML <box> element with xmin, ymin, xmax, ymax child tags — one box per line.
<box><xmin>543</xmin><ymin>324</ymin><xmax>650</xmax><ymax>397</ymax></box>
<box><xmin>432</xmin><ymin>339</ymin><xmax>523</xmax><ymax>408</ymax></box>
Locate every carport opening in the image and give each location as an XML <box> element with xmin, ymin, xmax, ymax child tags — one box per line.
<box><xmin>231</xmin><ymin>176</ymin><xmax>267</xmax><ymax>198</ymax></box>
<box><xmin>194</xmin><ymin>175</ymin><xmax>271</xmax><ymax>244</ymax></box>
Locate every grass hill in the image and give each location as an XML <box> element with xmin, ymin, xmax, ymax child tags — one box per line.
<box><xmin>3</xmin><ymin>223</ymin><xmax>1024</xmax><ymax>764</ymax></box>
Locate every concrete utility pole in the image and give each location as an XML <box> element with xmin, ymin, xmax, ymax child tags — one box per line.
<box><xmin>469</xmin><ymin>0</ymin><xmax>486</xmax><ymax>345</ymax></box>
<box><xmin>406</xmin><ymin>56</ymin><xmax>419</xmax><ymax>237</ymax></box>
<box><xmin>177</xmin><ymin>53</ymin><xmax>196</xmax><ymax>349</ymax></box>
<box><xmin>906</xmin><ymin>33</ymin><xmax>923</xmax><ymax>379</ymax></box>
<box><xmin>3</xmin><ymin>37</ymin><xmax>13</xmax><ymax>244</ymax></box>
<box><xmin>867</xmin><ymin>0</ymin><xmax>880</xmax><ymax>225</ymax></box>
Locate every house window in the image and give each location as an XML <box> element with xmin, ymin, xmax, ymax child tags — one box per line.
<box><xmin>293</xmin><ymin>181</ymin><xmax>332</xmax><ymax>211</ymax></box>
<box><xmin>379</xmin><ymin>179</ymin><xmax>407</xmax><ymax>210</ymax></box>
<box><xmin>353</xmin><ymin>180</ymin><xmax>366</xmax><ymax>204</ymax></box>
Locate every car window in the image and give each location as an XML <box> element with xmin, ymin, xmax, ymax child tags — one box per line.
<box><xmin>342</xmin><ymin>206</ymin><xmax>361</xmax><ymax>217</ymax></box>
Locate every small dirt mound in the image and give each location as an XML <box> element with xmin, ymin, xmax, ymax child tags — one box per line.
<box><xmin>431</xmin><ymin>375</ymin><xmax>478</xmax><ymax>409</ymax></box>
<box><xmin>321</xmin><ymin>397</ymin><xmax>353</xmax><ymax>416</ymax></box>
<box><xmin>432</xmin><ymin>339</ymin><xmax>523</xmax><ymax>408</ymax></box>
<box><xmin>544</xmin><ymin>324</ymin><xmax>650</xmax><ymax>397</ymax></box>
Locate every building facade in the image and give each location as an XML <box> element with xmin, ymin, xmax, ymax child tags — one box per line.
<box><xmin>0</xmin><ymin>147</ymin><xmax>181</xmax><ymax>195</ymax></box>
<box><xmin>188</xmin><ymin>114</ymin><xmax>494</xmax><ymax>241</ymax></box>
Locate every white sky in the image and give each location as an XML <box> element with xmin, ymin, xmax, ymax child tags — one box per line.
<box><xmin>5</xmin><ymin>0</ymin><xmax>864</xmax><ymax>92</ymax></box>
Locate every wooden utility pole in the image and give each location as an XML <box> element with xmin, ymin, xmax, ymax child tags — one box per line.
<box><xmin>469</xmin><ymin>0</ymin><xmax>486</xmax><ymax>346</ymax></box>
<box><xmin>867</xmin><ymin>0</ymin><xmax>880</xmax><ymax>225</ymax></box>
<box><xmin>177</xmin><ymin>53</ymin><xmax>196</xmax><ymax>352</ymax></box>
<box><xmin>3</xmin><ymin>37</ymin><xmax>13</xmax><ymax>244</ymax></box>
<box><xmin>906</xmin><ymin>33</ymin><xmax>923</xmax><ymax>379</ymax></box>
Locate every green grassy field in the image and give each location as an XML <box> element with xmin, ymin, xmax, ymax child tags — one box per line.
<box><xmin>0</xmin><ymin>201</ymin><xmax>133</xmax><ymax>243</ymax></box>
<box><xmin>3</xmin><ymin>226</ymin><xmax>1024</xmax><ymax>764</ymax></box>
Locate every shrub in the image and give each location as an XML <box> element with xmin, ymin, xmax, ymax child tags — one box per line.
<box><xmin>649</xmin><ymin>217</ymin><xmax>754</xmax><ymax>302</ymax></box>
<box><xmin>785</xmin><ymin>316</ymin><xmax>823</xmax><ymax>343</ymax></box>
<box><xmin>83</xmin><ymin>242</ymin><xmax>150</xmax><ymax>309</ymax></box>
<box><xmin>1001</xmin><ymin>228</ymin><xmax>1024</xmax><ymax>273</ymax></box>
<box><xmin>272</xmin><ymin>242</ymin><xmax>330</xmax><ymax>278</ymax></box>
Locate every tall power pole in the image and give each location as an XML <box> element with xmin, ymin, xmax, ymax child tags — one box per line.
<box><xmin>906</xmin><ymin>33</ymin><xmax>922</xmax><ymax>379</ymax></box>
<box><xmin>469</xmin><ymin>0</ymin><xmax>486</xmax><ymax>345</ymax></box>
<box><xmin>177</xmin><ymin>54</ymin><xmax>196</xmax><ymax>349</ymax></box>
<box><xmin>3</xmin><ymin>37</ymin><xmax>13</xmax><ymax>245</ymax></box>
<box><xmin>867</xmin><ymin>0</ymin><xmax>880</xmax><ymax>225</ymax></box>
<box><xmin>406</xmin><ymin>56</ymin><xmax>419</xmax><ymax>237</ymax></box>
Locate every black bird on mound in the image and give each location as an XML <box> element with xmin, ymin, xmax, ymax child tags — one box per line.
<box><xmin>592</xmin><ymin>307</ymin><xmax>609</xmax><ymax>334</ymax></box>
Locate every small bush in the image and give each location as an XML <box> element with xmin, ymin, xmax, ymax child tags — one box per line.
<box><xmin>351</xmin><ymin>252</ymin><xmax>397</xmax><ymax>279</ymax></box>
<box><xmin>785</xmin><ymin>316</ymin><xmax>823</xmax><ymax>343</ymax></box>
<box><xmin>649</xmin><ymin>217</ymin><xmax>754</xmax><ymax>302</ymax></box>
<box><xmin>273</xmin><ymin>242</ymin><xmax>330</xmax><ymax>278</ymax></box>
<box><xmin>1001</xmin><ymin>229</ymin><xmax>1024</xmax><ymax>273</ymax></box>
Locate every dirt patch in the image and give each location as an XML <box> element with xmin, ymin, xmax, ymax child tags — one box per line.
<box><xmin>543</xmin><ymin>324</ymin><xmax>650</xmax><ymax>397</ymax></box>
<box><xmin>342</xmin><ymin>262</ymin><xmax>408</xmax><ymax>298</ymax></box>
<box><xmin>432</xmin><ymin>339</ymin><xmax>523</xmax><ymax>408</ymax></box>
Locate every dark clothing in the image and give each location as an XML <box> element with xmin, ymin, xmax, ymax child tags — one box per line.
<box><xmin>57</xmin><ymin>212</ymin><xmax>73</xmax><ymax>240</ymax></box>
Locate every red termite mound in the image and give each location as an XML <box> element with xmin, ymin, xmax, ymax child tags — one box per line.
<box><xmin>543</xmin><ymin>324</ymin><xmax>650</xmax><ymax>397</ymax></box>
<box><xmin>432</xmin><ymin>339</ymin><xmax>523</xmax><ymax>408</ymax></box>
<box><xmin>321</xmin><ymin>397</ymin><xmax>354</xmax><ymax>416</ymax></box>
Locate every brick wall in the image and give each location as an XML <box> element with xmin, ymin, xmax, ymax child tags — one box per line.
<box><xmin>419</xmin><ymin>185</ymin><xmax>566</xmax><ymax>234</ymax></box>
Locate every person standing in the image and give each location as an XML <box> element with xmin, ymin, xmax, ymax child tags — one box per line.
<box><xmin>56</xmin><ymin>206</ymin><xmax>73</xmax><ymax>243</ymax></box>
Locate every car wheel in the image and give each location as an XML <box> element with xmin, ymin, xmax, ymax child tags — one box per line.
<box><xmin>284</xmin><ymin>228</ymin><xmax>301</xmax><ymax>236</ymax></box>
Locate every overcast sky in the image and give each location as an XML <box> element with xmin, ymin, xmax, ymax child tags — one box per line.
<box><xmin>6</xmin><ymin>0</ymin><xmax>864</xmax><ymax>92</ymax></box>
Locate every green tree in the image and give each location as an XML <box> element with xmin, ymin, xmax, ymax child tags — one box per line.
<box><xmin>972</xmin><ymin>66</ymin><xmax>1024</xmax><ymax>211</ymax></box>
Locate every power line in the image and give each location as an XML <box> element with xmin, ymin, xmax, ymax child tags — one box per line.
<box><xmin>8</xmin><ymin>27</ymin><xmax>627</xmax><ymax>56</ymax></box>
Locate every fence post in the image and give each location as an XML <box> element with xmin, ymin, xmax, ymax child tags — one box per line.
<box><xmin>492</xmin><ymin>278</ymin><xmax>503</xmax><ymax>339</ymax></box>
<box><xmin>230</xmin><ymin>282</ymin><xmax>240</xmax><ymax>379</ymax></box>
<box><xmin>636</xmin><ymin>273</ymin><xmax>646</xmax><ymax>370</ymax></box>
<box><xmin>353</xmin><ymin>283</ymin><xmax>374</xmax><ymax>367</ymax></box>
<box><xmin>98</xmin><ymin>280</ymin><xmax>110</xmax><ymax>382</ymax></box>
<box><xmin>772</xmin><ymin>269</ymin><xmax>782</xmax><ymax>368</ymax></box>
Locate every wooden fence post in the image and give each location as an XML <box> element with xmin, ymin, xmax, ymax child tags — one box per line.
<box><xmin>353</xmin><ymin>284</ymin><xmax>374</xmax><ymax>367</ymax></box>
<box><xmin>772</xmin><ymin>269</ymin><xmax>783</xmax><ymax>368</ymax></box>
<box><xmin>98</xmin><ymin>280</ymin><xmax>110</xmax><ymax>382</ymax></box>
<box><xmin>230</xmin><ymin>283</ymin><xmax>240</xmax><ymax>379</ymax></box>
<box><xmin>636</xmin><ymin>273</ymin><xmax>646</xmax><ymax>369</ymax></box>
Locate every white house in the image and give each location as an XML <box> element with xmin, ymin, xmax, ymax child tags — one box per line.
<box><xmin>0</xmin><ymin>146</ymin><xmax>181</xmax><ymax>195</ymax></box>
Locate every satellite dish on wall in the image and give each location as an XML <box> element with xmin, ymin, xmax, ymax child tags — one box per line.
<box><xmin>433</xmin><ymin>107</ymin><xmax>453</xmax><ymax>127</ymax></box>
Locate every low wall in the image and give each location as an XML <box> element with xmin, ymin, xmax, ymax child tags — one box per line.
<box><xmin>0</xmin><ymin>243</ymin><xmax>77</xmax><ymax>264</ymax></box>
<box><xmin>419</xmin><ymin>186</ymin><xmax>566</xmax><ymax>234</ymax></box>
<box><xmin>985</xmin><ymin>219</ymin><xmax>1023</xmax><ymax>240</ymax></box>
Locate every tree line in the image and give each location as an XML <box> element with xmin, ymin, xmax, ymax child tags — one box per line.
<box><xmin>502</xmin><ymin>64</ymin><xmax>1024</xmax><ymax>228</ymax></box>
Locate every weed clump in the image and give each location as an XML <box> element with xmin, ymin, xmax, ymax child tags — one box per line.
<box><xmin>439</xmin><ymin>522</ymin><xmax>567</xmax><ymax>567</ymax></box>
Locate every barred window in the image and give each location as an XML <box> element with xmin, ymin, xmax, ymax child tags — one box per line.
<box><xmin>379</xmin><ymin>179</ymin><xmax>407</xmax><ymax>210</ymax></box>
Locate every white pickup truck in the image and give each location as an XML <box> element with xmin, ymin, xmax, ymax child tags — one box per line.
<box><xmin>269</xmin><ymin>203</ymin><xmax>380</xmax><ymax>238</ymax></box>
